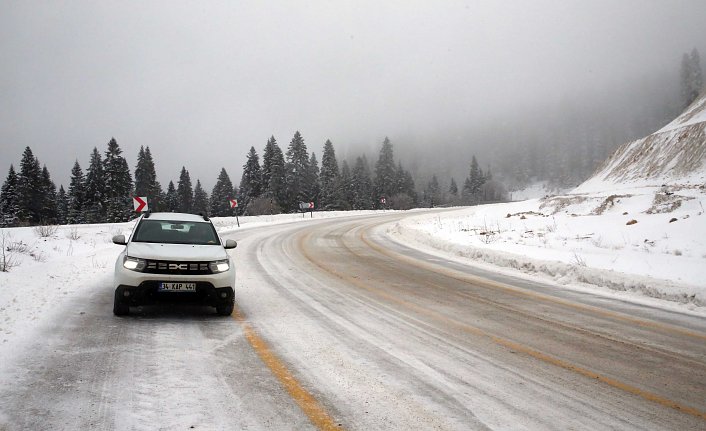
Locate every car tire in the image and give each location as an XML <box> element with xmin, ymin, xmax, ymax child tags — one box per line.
<box><xmin>113</xmin><ymin>287</ymin><xmax>130</xmax><ymax>316</ymax></box>
<box><xmin>216</xmin><ymin>301</ymin><xmax>234</xmax><ymax>316</ymax></box>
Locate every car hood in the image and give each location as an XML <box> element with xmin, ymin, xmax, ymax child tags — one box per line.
<box><xmin>127</xmin><ymin>242</ymin><xmax>228</xmax><ymax>261</ymax></box>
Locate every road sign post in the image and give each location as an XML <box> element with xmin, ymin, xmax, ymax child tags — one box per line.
<box><xmin>229</xmin><ymin>199</ymin><xmax>240</xmax><ymax>227</ymax></box>
<box><xmin>299</xmin><ymin>201</ymin><xmax>314</xmax><ymax>218</ymax></box>
<box><xmin>133</xmin><ymin>196</ymin><xmax>148</xmax><ymax>213</ymax></box>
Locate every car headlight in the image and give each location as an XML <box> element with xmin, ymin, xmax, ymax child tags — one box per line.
<box><xmin>123</xmin><ymin>256</ymin><xmax>146</xmax><ymax>272</ymax></box>
<box><xmin>209</xmin><ymin>259</ymin><xmax>230</xmax><ymax>273</ymax></box>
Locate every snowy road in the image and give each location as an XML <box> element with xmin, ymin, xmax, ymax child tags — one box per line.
<box><xmin>1</xmin><ymin>211</ymin><xmax>706</xmax><ymax>430</ymax></box>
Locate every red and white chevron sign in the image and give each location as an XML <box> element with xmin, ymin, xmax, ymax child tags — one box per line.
<box><xmin>229</xmin><ymin>199</ymin><xmax>238</xmax><ymax>208</ymax></box>
<box><xmin>133</xmin><ymin>196</ymin><xmax>148</xmax><ymax>212</ymax></box>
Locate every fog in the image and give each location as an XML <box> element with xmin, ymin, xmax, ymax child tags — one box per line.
<box><xmin>2</xmin><ymin>1</ymin><xmax>706</xmax><ymax>190</ymax></box>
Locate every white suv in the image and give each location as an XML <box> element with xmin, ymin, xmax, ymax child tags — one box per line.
<box><xmin>111</xmin><ymin>212</ymin><xmax>237</xmax><ymax>316</ymax></box>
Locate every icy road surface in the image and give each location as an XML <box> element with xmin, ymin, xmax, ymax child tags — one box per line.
<box><xmin>1</xmin><ymin>211</ymin><xmax>705</xmax><ymax>430</ymax></box>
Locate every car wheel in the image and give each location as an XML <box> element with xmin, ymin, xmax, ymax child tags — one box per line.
<box><xmin>216</xmin><ymin>301</ymin><xmax>234</xmax><ymax>316</ymax></box>
<box><xmin>113</xmin><ymin>287</ymin><xmax>130</xmax><ymax>316</ymax></box>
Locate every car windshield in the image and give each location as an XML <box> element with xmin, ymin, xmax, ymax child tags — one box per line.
<box><xmin>132</xmin><ymin>220</ymin><xmax>220</xmax><ymax>245</ymax></box>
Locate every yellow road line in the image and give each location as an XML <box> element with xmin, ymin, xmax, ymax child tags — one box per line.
<box><xmin>232</xmin><ymin>308</ymin><xmax>343</xmax><ymax>431</ymax></box>
<box><xmin>359</xmin><ymin>224</ymin><xmax>706</xmax><ymax>342</ymax></box>
<box><xmin>298</xmin><ymin>231</ymin><xmax>706</xmax><ymax>421</ymax></box>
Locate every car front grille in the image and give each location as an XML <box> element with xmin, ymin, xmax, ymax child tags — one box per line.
<box><xmin>143</xmin><ymin>260</ymin><xmax>212</xmax><ymax>275</ymax></box>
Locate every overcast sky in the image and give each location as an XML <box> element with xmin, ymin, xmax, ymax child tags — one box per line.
<box><xmin>2</xmin><ymin>0</ymin><xmax>706</xmax><ymax>190</ymax></box>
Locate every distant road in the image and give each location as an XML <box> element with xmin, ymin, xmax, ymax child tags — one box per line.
<box><xmin>1</xmin><ymin>211</ymin><xmax>705</xmax><ymax>430</ymax></box>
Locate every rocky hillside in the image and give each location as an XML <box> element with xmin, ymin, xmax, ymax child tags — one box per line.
<box><xmin>576</xmin><ymin>94</ymin><xmax>706</xmax><ymax>193</ymax></box>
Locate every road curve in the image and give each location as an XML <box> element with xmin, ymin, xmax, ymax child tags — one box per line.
<box><xmin>1</xmin><ymin>211</ymin><xmax>705</xmax><ymax>430</ymax></box>
<box><xmin>235</xmin><ymin>211</ymin><xmax>706</xmax><ymax>430</ymax></box>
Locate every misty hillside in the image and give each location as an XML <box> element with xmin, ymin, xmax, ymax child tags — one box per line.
<box><xmin>576</xmin><ymin>94</ymin><xmax>706</xmax><ymax>192</ymax></box>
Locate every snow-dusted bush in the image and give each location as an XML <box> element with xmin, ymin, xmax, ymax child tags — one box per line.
<box><xmin>65</xmin><ymin>226</ymin><xmax>80</xmax><ymax>240</ymax></box>
<box><xmin>33</xmin><ymin>224</ymin><xmax>58</xmax><ymax>238</ymax></box>
<box><xmin>0</xmin><ymin>230</ymin><xmax>19</xmax><ymax>272</ymax></box>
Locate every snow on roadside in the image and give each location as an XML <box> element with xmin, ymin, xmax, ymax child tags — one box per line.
<box><xmin>385</xmin><ymin>186</ymin><xmax>706</xmax><ymax>313</ymax></box>
<box><xmin>0</xmin><ymin>222</ymin><xmax>132</xmax><ymax>374</ymax></box>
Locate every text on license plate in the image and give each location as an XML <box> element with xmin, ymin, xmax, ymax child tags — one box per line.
<box><xmin>159</xmin><ymin>282</ymin><xmax>196</xmax><ymax>292</ymax></box>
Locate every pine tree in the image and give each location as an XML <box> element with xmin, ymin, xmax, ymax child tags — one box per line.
<box><xmin>374</xmin><ymin>137</ymin><xmax>397</xmax><ymax>205</ymax></box>
<box><xmin>319</xmin><ymin>139</ymin><xmax>340</xmax><ymax>210</ymax></box>
<box><xmin>284</xmin><ymin>131</ymin><xmax>310</xmax><ymax>211</ymax></box>
<box><xmin>462</xmin><ymin>177</ymin><xmax>473</xmax><ymax>202</ymax></box>
<box><xmin>134</xmin><ymin>146</ymin><xmax>162</xmax><ymax>212</ymax></box>
<box><xmin>395</xmin><ymin>163</ymin><xmax>417</xmax><ymax>204</ymax></box>
<box><xmin>67</xmin><ymin>161</ymin><xmax>86</xmax><ymax>224</ymax></box>
<box><xmin>192</xmin><ymin>179</ymin><xmax>209</xmax><ymax>215</ymax></box>
<box><xmin>0</xmin><ymin>165</ymin><xmax>20</xmax><ymax>227</ymax></box>
<box><xmin>40</xmin><ymin>166</ymin><xmax>57</xmax><ymax>223</ymax></box>
<box><xmin>134</xmin><ymin>146</ymin><xmax>149</xmax><ymax>198</ymax></box>
<box><xmin>176</xmin><ymin>166</ymin><xmax>193</xmax><ymax>213</ymax></box>
<box><xmin>165</xmin><ymin>181</ymin><xmax>178</xmax><ymax>212</ymax></box>
<box><xmin>17</xmin><ymin>147</ymin><xmax>43</xmax><ymax>224</ymax></box>
<box><xmin>339</xmin><ymin>160</ymin><xmax>353</xmax><ymax>210</ymax></box>
<box><xmin>463</xmin><ymin>155</ymin><xmax>486</xmax><ymax>203</ymax></box>
<box><xmin>210</xmin><ymin>168</ymin><xmax>235</xmax><ymax>217</ymax></box>
<box><xmin>84</xmin><ymin>147</ymin><xmax>106</xmax><ymax>223</ymax></box>
<box><xmin>449</xmin><ymin>178</ymin><xmax>458</xmax><ymax>197</ymax></box>
<box><xmin>307</xmin><ymin>152</ymin><xmax>321</xmax><ymax>208</ymax></box>
<box><xmin>351</xmin><ymin>156</ymin><xmax>373</xmax><ymax>210</ymax></box>
<box><xmin>424</xmin><ymin>175</ymin><xmax>440</xmax><ymax>207</ymax></box>
<box><xmin>103</xmin><ymin>138</ymin><xmax>134</xmax><ymax>222</ymax></box>
<box><xmin>56</xmin><ymin>185</ymin><xmax>68</xmax><ymax>225</ymax></box>
<box><xmin>239</xmin><ymin>147</ymin><xmax>263</xmax><ymax>214</ymax></box>
<box><xmin>261</xmin><ymin>136</ymin><xmax>276</xmax><ymax>194</ymax></box>
<box><xmin>262</xmin><ymin>136</ymin><xmax>287</xmax><ymax>209</ymax></box>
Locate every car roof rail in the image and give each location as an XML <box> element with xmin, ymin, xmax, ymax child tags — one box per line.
<box><xmin>199</xmin><ymin>212</ymin><xmax>210</xmax><ymax>221</ymax></box>
<box><xmin>143</xmin><ymin>211</ymin><xmax>151</xmax><ymax>218</ymax></box>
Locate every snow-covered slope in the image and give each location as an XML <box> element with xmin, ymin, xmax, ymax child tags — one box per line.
<box><xmin>576</xmin><ymin>95</ymin><xmax>706</xmax><ymax>193</ymax></box>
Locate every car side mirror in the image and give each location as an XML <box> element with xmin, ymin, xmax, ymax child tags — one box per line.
<box><xmin>224</xmin><ymin>239</ymin><xmax>237</xmax><ymax>249</ymax></box>
<box><xmin>112</xmin><ymin>234</ymin><xmax>127</xmax><ymax>245</ymax></box>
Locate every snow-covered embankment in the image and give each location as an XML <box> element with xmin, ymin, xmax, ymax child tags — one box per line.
<box><xmin>386</xmin><ymin>189</ymin><xmax>706</xmax><ymax>312</ymax></box>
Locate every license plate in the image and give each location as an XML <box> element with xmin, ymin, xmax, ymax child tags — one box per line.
<box><xmin>158</xmin><ymin>282</ymin><xmax>196</xmax><ymax>292</ymax></box>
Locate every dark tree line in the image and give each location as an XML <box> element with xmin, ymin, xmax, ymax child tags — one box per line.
<box><xmin>0</xmin><ymin>139</ymin><xmax>135</xmax><ymax>226</ymax></box>
<box><xmin>0</xmin><ymin>132</ymin><xmax>502</xmax><ymax>227</ymax></box>
<box><xmin>0</xmin><ymin>136</ymin><xmax>247</xmax><ymax>226</ymax></box>
<box><xmin>236</xmin><ymin>133</ymin><xmax>423</xmax><ymax>215</ymax></box>
<box><xmin>236</xmin><ymin>132</ymin><xmax>497</xmax><ymax>215</ymax></box>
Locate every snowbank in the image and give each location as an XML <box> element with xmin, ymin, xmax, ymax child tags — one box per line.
<box><xmin>385</xmin><ymin>187</ymin><xmax>706</xmax><ymax>312</ymax></box>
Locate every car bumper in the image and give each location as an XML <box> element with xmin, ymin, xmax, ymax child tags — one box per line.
<box><xmin>116</xmin><ymin>281</ymin><xmax>234</xmax><ymax>307</ymax></box>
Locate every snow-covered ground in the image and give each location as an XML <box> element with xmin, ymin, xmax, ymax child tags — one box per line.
<box><xmin>387</xmin><ymin>184</ymin><xmax>706</xmax><ymax>314</ymax></box>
